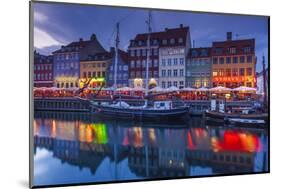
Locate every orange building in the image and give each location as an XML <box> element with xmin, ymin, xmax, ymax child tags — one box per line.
<box><xmin>211</xmin><ymin>32</ymin><xmax>256</xmax><ymax>88</ymax></box>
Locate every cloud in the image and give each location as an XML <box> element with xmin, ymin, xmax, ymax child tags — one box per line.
<box><xmin>34</xmin><ymin>27</ymin><xmax>64</xmax><ymax>49</ymax></box>
<box><xmin>34</xmin><ymin>11</ymin><xmax>48</xmax><ymax>23</ymax></box>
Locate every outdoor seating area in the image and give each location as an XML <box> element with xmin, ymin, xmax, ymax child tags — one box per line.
<box><xmin>33</xmin><ymin>86</ymin><xmax>258</xmax><ymax>101</ymax></box>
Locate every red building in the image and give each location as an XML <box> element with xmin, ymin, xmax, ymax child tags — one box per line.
<box><xmin>127</xmin><ymin>25</ymin><xmax>191</xmax><ymax>88</ymax></box>
<box><xmin>34</xmin><ymin>51</ymin><xmax>53</xmax><ymax>87</ymax></box>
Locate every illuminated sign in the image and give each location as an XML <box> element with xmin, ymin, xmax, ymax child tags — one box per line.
<box><xmin>213</xmin><ymin>76</ymin><xmax>254</xmax><ymax>83</ymax></box>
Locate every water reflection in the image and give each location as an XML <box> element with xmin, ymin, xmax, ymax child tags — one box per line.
<box><xmin>33</xmin><ymin>111</ymin><xmax>268</xmax><ymax>186</ymax></box>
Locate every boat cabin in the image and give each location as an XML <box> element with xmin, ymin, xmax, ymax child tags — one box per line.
<box><xmin>153</xmin><ymin>101</ymin><xmax>173</xmax><ymax>110</ymax></box>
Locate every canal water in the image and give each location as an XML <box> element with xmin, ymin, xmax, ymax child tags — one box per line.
<box><xmin>33</xmin><ymin>111</ymin><xmax>268</xmax><ymax>187</ymax></box>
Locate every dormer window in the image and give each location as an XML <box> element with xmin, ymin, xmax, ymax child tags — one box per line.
<box><xmin>178</xmin><ymin>37</ymin><xmax>183</xmax><ymax>43</ymax></box>
<box><xmin>170</xmin><ymin>38</ymin><xmax>175</xmax><ymax>44</ymax></box>
<box><xmin>162</xmin><ymin>39</ymin><xmax>167</xmax><ymax>45</ymax></box>
<box><xmin>138</xmin><ymin>40</ymin><xmax>142</xmax><ymax>46</ymax></box>
<box><xmin>153</xmin><ymin>39</ymin><xmax>158</xmax><ymax>45</ymax></box>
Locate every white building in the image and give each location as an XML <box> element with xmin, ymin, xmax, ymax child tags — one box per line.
<box><xmin>159</xmin><ymin>47</ymin><xmax>188</xmax><ymax>89</ymax></box>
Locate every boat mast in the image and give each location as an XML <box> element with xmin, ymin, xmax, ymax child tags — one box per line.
<box><xmin>145</xmin><ymin>11</ymin><xmax>152</xmax><ymax>96</ymax></box>
<box><xmin>262</xmin><ymin>55</ymin><xmax>267</xmax><ymax>111</ymax></box>
<box><xmin>114</xmin><ymin>22</ymin><xmax>120</xmax><ymax>90</ymax></box>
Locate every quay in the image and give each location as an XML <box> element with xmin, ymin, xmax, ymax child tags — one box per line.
<box><xmin>34</xmin><ymin>97</ymin><xmax>255</xmax><ymax>115</ymax></box>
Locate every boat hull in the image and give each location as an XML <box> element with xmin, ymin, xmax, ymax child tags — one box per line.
<box><xmin>205</xmin><ymin>111</ymin><xmax>268</xmax><ymax>121</ymax></box>
<box><xmin>92</xmin><ymin>105</ymin><xmax>189</xmax><ymax>120</ymax></box>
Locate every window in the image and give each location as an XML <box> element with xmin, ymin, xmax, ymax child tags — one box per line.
<box><xmin>173</xmin><ymin>58</ymin><xmax>178</xmax><ymax>65</ymax></box>
<box><xmin>83</xmin><ymin>72</ymin><xmax>86</xmax><ymax>78</ymax></box>
<box><xmin>168</xmin><ymin>81</ymin><xmax>172</xmax><ymax>87</ymax></box>
<box><xmin>142</xmin><ymin>49</ymin><xmax>146</xmax><ymax>56</ymax></box>
<box><xmin>142</xmin><ymin>60</ymin><xmax>146</xmax><ymax>67</ymax></box>
<box><xmin>247</xmin><ymin>55</ymin><xmax>253</xmax><ymax>63</ymax></box>
<box><xmin>226</xmin><ymin>69</ymin><xmax>231</xmax><ymax>77</ymax></box>
<box><xmin>170</xmin><ymin>38</ymin><xmax>175</xmax><ymax>44</ymax></box>
<box><xmin>228</xmin><ymin>47</ymin><xmax>236</xmax><ymax>54</ymax></box>
<box><xmin>97</xmin><ymin>72</ymin><xmax>101</xmax><ymax>77</ymax></box>
<box><xmin>239</xmin><ymin>68</ymin><xmax>245</xmax><ymax>76</ymax></box>
<box><xmin>88</xmin><ymin>72</ymin><xmax>91</xmax><ymax>77</ymax></box>
<box><xmin>154</xmin><ymin>60</ymin><xmax>158</xmax><ymax>67</ymax></box>
<box><xmin>93</xmin><ymin>72</ymin><xmax>96</xmax><ymax>77</ymax></box>
<box><xmin>138</xmin><ymin>41</ymin><xmax>142</xmax><ymax>46</ymax></box>
<box><xmin>123</xmin><ymin>65</ymin><xmax>128</xmax><ymax>71</ymax></box>
<box><xmin>153</xmin><ymin>39</ymin><xmax>158</xmax><ymax>45</ymax></box>
<box><xmin>173</xmin><ymin>81</ymin><xmax>178</xmax><ymax>87</ymax></box>
<box><xmin>191</xmin><ymin>50</ymin><xmax>198</xmax><ymax>57</ymax></box>
<box><xmin>136</xmin><ymin>71</ymin><xmax>141</xmax><ymax>77</ymax></box>
<box><xmin>219</xmin><ymin>69</ymin><xmax>224</xmax><ymax>76</ymax></box>
<box><xmin>168</xmin><ymin>58</ymin><xmax>172</xmax><ymax>66</ymax></box>
<box><xmin>243</xmin><ymin>46</ymin><xmax>251</xmax><ymax>53</ymax></box>
<box><xmin>102</xmin><ymin>71</ymin><xmax>105</xmax><ymax>77</ymax></box>
<box><xmin>240</xmin><ymin>56</ymin><xmax>245</xmax><ymax>63</ymax></box>
<box><xmin>130</xmin><ymin>50</ymin><xmax>135</xmax><ymax>57</ymax></box>
<box><xmin>201</xmin><ymin>49</ymin><xmax>208</xmax><ymax>57</ymax></box>
<box><xmin>167</xmin><ymin>69</ymin><xmax>172</xmax><ymax>77</ymax></box>
<box><xmin>154</xmin><ymin>71</ymin><xmax>158</xmax><ymax>77</ymax></box>
<box><xmin>161</xmin><ymin>70</ymin><xmax>166</xmax><ymax>77</ymax></box>
<box><xmin>153</xmin><ymin>48</ymin><xmax>158</xmax><ymax>55</ymax></box>
<box><xmin>226</xmin><ymin>57</ymin><xmax>231</xmax><ymax>64</ymax></box>
<box><xmin>213</xmin><ymin>57</ymin><xmax>218</xmax><ymax>64</ymax></box>
<box><xmin>136</xmin><ymin>60</ymin><xmax>141</xmax><ymax>68</ymax></box>
<box><xmin>212</xmin><ymin>70</ymin><xmax>218</xmax><ymax>76</ymax></box>
<box><xmin>136</xmin><ymin>49</ymin><xmax>141</xmax><ymax>56</ymax></box>
<box><xmin>162</xmin><ymin>59</ymin><xmax>166</xmax><ymax>66</ymax></box>
<box><xmin>173</xmin><ymin>69</ymin><xmax>178</xmax><ymax>77</ymax></box>
<box><xmin>246</xmin><ymin>82</ymin><xmax>252</xmax><ymax>87</ymax></box>
<box><xmin>130</xmin><ymin>72</ymin><xmax>135</xmax><ymax>78</ymax></box>
<box><xmin>233</xmin><ymin>56</ymin><xmax>238</xmax><ymax>64</ymax></box>
<box><xmin>215</xmin><ymin>47</ymin><xmax>223</xmax><ymax>54</ymax></box>
<box><xmin>162</xmin><ymin>81</ymin><xmax>166</xmax><ymax>88</ymax></box>
<box><xmin>246</xmin><ymin>68</ymin><xmax>252</xmax><ymax>76</ymax></box>
<box><xmin>180</xmin><ymin>69</ymin><xmax>184</xmax><ymax>76</ymax></box>
<box><xmin>179</xmin><ymin>38</ymin><xmax>183</xmax><ymax>44</ymax></box>
<box><xmin>219</xmin><ymin>57</ymin><xmax>224</xmax><ymax>64</ymax></box>
<box><xmin>102</xmin><ymin>63</ymin><xmax>106</xmax><ymax>67</ymax></box>
<box><xmin>232</xmin><ymin>68</ymin><xmax>238</xmax><ymax>76</ymax></box>
<box><xmin>97</xmin><ymin>63</ymin><xmax>101</xmax><ymax>68</ymax></box>
<box><xmin>162</xmin><ymin>39</ymin><xmax>167</xmax><ymax>45</ymax></box>
<box><xmin>130</xmin><ymin>61</ymin><xmax>135</xmax><ymax>68</ymax></box>
<box><xmin>179</xmin><ymin>81</ymin><xmax>184</xmax><ymax>86</ymax></box>
<box><xmin>179</xmin><ymin>58</ymin><xmax>184</xmax><ymax>65</ymax></box>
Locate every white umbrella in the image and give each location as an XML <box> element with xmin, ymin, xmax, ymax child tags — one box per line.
<box><xmin>196</xmin><ymin>87</ymin><xmax>209</xmax><ymax>92</ymax></box>
<box><xmin>233</xmin><ymin>86</ymin><xmax>257</xmax><ymax>93</ymax></box>
<box><xmin>209</xmin><ymin>86</ymin><xmax>231</xmax><ymax>92</ymax></box>
<box><xmin>181</xmin><ymin>87</ymin><xmax>196</xmax><ymax>92</ymax></box>
<box><xmin>149</xmin><ymin>86</ymin><xmax>164</xmax><ymax>92</ymax></box>
<box><xmin>116</xmin><ymin>87</ymin><xmax>132</xmax><ymax>91</ymax></box>
<box><xmin>166</xmin><ymin>86</ymin><xmax>179</xmax><ymax>92</ymax></box>
<box><xmin>131</xmin><ymin>87</ymin><xmax>145</xmax><ymax>91</ymax></box>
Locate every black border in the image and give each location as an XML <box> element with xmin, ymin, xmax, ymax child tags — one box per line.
<box><xmin>29</xmin><ymin>1</ymin><xmax>270</xmax><ymax>188</ymax></box>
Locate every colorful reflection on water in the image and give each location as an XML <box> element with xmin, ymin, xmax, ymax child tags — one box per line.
<box><xmin>33</xmin><ymin>112</ymin><xmax>268</xmax><ymax>187</ymax></box>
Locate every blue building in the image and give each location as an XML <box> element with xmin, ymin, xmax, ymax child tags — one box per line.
<box><xmin>106</xmin><ymin>48</ymin><xmax>129</xmax><ymax>88</ymax></box>
<box><xmin>52</xmin><ymin>34</ymin><xmax>106</xmax><ymax>88</ymax></box>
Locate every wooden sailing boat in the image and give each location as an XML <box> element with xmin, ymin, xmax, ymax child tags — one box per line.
<box><xmin>92</xmin><ymin>11</ymin><xmax>189</xmax><ymax>120</ymax></box>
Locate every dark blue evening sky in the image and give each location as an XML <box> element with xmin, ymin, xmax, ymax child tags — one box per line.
<box><xmin>33</xmin><ymin>2</ymin><xmax>268</xmax><ymax>72</ymax></box>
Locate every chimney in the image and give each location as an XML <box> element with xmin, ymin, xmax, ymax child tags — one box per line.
<box><xmin>227</xmin><ymin>32</ymin><xmax>232</xmax><ymax>41</ymax></box>
<box><xmin>180</xmin><ymin>24</ymin><xmax>183</xmax><ymax>28</ymax></box>
<box><xmin>90</xmin><ymin>33</ymin><xmax>96</xmax><ymax>41</ymax></box>
<box><xmin>79</xmin><ymin>38</ymin><xmax>83</xmax><ymax>42</ymax></box>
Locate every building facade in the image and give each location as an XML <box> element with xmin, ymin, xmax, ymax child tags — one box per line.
<box><xmin>211</xmin><ymin>32</ymin><xmax>256</xmax><ymax>88</ymax></box>
<box><xmin>80</xmin><ymin>52</ymin><xmax>112</xmax><ymax>88</ymax></box>
<box><xmin>106</xmin><ymin>48</ymin><xmax>129</xmax><ymax>88</ymax></box>
<box><xmin>34</xmin><ymin>51</ymin><xmax>53</xmax><ymax>87</ymax></box>
<box><xmin>52</xmin><ymin>34</ymin><xmax>107</xmax><ymax>88</ymax></box>
<box><xmin>186</xmin><ymin>48</ymin><xmax>212</xmax><ymax>88</ymax></box>
<box><xmin>127</xmin><ymin>25</ymin><xmax>191</xmax><ymax>89</ymax></box>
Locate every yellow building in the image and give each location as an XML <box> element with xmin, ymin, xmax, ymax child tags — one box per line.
<box><xmin>211</xmin><ymin>33</ymin><xmax>256</xmax><ymax>88</ymax></box>
<box><xmin>80</xmin><ymin>52</ymin><xmax>112</xmax><ymax>88</ymax></box>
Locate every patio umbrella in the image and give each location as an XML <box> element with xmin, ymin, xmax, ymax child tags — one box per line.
<box><xmin>196</xmin><ymin>87</ymin><xmax>209</xmax><ymax>92</ymax></box>
<box><xmin>166</xmin><ymin>86</ymin><xmax>179</xmax><ymax>92</ymax></box>
<box><xmin>232</xmin><ymin>86</ymin><xmax>257</xmax><ymax>93</ymax></box>
<box><xmin>116</xmin><ymin>87</ymin><xmax>132</xmax><ymax>91</ymax></box>
<box><xmin>209</xmin><ymin>86</ymin><xmax>231</xmax><ymax>92</ymax></box>
<box><xmin>149</xmin><ymin>86</ymin><xmax>164</xmax><ymax>92</ymax></box>
<box><xmin>181</xmin><ymin>87</ymin><xmax>196</xmax><ymax>92</ymax></box>
<box><xmin>131</xmin><ymin>87</ymin><xmax>145</xmax><ymax>91</ymax></box>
